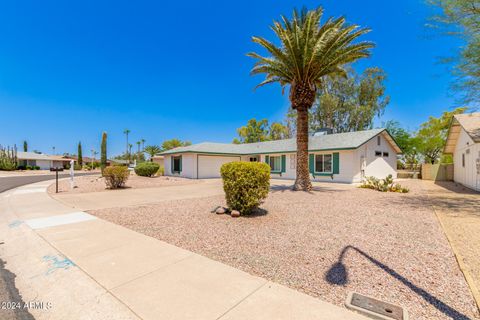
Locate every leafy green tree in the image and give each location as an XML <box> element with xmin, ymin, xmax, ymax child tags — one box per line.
<box><xmin>233</xmin><ymin>119</ymin><xmax>292</xmax><ymax>143</ymax></box>
<box><xmin>249</xmin><ymin>7</ymin><xmax>373</xmax><ymax>190</ymax></box>
<box><xmin>234</xmin><ymin>119</ymin><xmax>270</xmax><ymax>143</ymax></box>
<box><xmin>78</xmin><ymin>142</ymin><xmax>83</xmax><ymax>166</ymax></box>
<box><xmin>415</xmin><ymin>107</ymin><xmax>466</xmax><ymax>163</ymax></box>
<box><xmin>383</xmin><ymin>120</ymin><xmax>413</xmax><ymax>154</ymax></box>
<box><xmin>311</xmin><ymin>68</ymin><xmax>389</xmax><ymax>133</ymax></box>
<box><xmin>144</xmin><ymin>145</ymin><xmax>162</xmax><ymax>161</ymax></box>
<box><xmin>23</xmin><ymin>140</ymin><xmax>28</xmax><ymax>152</ymax></box>
<box><xmin>100</xmin><ymin>132</ymin><xmax>107</xmax><ymax>174</ymax></box>
<box><xmin>161</xmin><ymin>139</ymin><xmax>192</xmax><ymax>151</ymax></box>
<box><xmin>429</xmin><ymin>0</ymin><xmax>480</xmax><ymax>104</ymax></box>
<box><xmin>269</xmin><ymin>122</ymin><xmax>291</xmax><ymax>140</ymax></box>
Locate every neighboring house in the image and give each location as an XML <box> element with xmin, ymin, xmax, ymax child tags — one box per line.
<box><xmin>151</xmin><ymin>155</ymin><xmax>164</xmax><ymax>167</ymax></box>
<box><xmin>444</xmin><ymin>113</ymin><xmax>480</xmax><ymax>191</ymax></box>
<box><xmin>17</xmin><ymin>152</ymin><xmax>73</xmax><ymax>170</ymax></box>
<box><xmin>68</xmin><ymin>156</ymin><xmax>112</xmax><ymax>166</ymax></box>
<box><xmin>160</xmin><ymin>128</ymin><xmax>401</xmax><ymax>183</ymax></box>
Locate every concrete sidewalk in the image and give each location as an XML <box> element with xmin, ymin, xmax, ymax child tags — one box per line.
<box><xmin>0</xmin><ymin>180</ymin><xmax>368</xmax><ymax>320</ymax></box>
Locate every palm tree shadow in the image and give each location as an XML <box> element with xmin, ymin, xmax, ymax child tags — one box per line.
<box><xmin>325</xmin><ymin>245</ymin><xmax>472</xmax><ymax>320</ymax></box>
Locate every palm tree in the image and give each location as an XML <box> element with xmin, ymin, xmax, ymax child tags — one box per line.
<box><xmin>141</xmin><ymin>139</ymin><xmax>146</xmax><ymax>151</ymax></box>
<box><xmin>144</xmin><ymin>145</ymin><xmax>161</xmax><ymax>162</ymax></box>
<box><xmin>248</xmin><ymin>7</ymin><xmax>373</xmax><ymax>191</ymax></box>
<box><xmin>123</xmin><ymin>129</ymin><xmax>131</xmax><ymax>163</ymax></box>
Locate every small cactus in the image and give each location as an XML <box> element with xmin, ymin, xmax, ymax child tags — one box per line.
<box><xmin>0</xmin><ymin>144</ymin><xmax>18</xmax><ymax>171</ymax></box>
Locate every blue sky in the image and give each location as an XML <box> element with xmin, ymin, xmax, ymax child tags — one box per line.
<box><xmin>0</xmin><ymin>0</ymin><xmax>463</xmax><ymax>156</ymax></box>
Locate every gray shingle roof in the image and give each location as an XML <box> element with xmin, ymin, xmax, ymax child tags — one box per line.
<box><xmin>161</xmin><ymin>128</ymin><xmax>395</xmax><ymax>155</ymax></box>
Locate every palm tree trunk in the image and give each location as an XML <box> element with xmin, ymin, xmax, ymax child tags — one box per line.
<box><xmin>293</xmin><ymin>105</ymin><xmax>313</xmax><ymax>191</ymax></box>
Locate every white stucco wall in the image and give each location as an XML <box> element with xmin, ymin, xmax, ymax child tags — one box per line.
<box><xmin>164</xmin><ymin>154</ymin><xmax>196</xmax><ymax>178</ymax></box>
<box><xmin>163</xmin><ymin>132</ymin><xmax>398</xmax><ymax>183</ymax></box>
<box><xmin>355</xmin><ymin>133</ymin><xmax>397</xmax><ymax>182</ymax></box>
<box><xmin>36</xmin><ymin>160</ymin><xmax>52</xmax><ymax>170</ymax></box>
<box><xmin>453</xmin><ymin>128</ymin><xmax>480</xmax><ymax>191</ymax></box>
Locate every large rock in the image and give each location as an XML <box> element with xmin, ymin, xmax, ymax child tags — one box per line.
<box><xmin>231</xmin><ymin>210</ymin><xmax>240</xmax><ymax>218</ymax></box>
<box><xmin>215</xmin><ymin>207</ymin><xmax>226</xmax><ymax>215</ymax></box>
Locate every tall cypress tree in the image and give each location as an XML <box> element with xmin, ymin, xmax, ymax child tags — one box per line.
<box><xmin>78</xmin><ymin>142</ymin><xmax>83</xmax><ymax>166</ymax></box>
<box><xmin>23</xmin><ymin>140</ymin><xmax>28</xmax><ymax>152</ymax></box>
<box><xmin>101</xmin><ymin>132</ymin><xmax>107</xmax><ymax>174</ymax></box>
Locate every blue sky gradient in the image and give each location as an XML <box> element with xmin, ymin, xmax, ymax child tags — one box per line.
<box><xmin>0</xmin><ymin>0</ymin><xmax>462</xmax><ymax>156</ymax></box>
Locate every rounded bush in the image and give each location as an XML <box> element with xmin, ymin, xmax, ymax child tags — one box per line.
<box><xmin>220</xmin><ymin>161</ymin><xmax>270</xmax><ymax>215</ymax></box>
<box><xmin>134</xmin><ymin>162</ymin><xmax>160</xmax><ymax>177</ymax></box>
<box><xmin>103</xmin><ymin>166</ymin><xmax>129</xmax><ymax>189</ymax></box>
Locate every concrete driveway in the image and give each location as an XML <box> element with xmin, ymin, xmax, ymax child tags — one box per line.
<box><xmin>422</xmin><ymin>180</ymin><xmax>480</xmax><ymax>309</ymax></box>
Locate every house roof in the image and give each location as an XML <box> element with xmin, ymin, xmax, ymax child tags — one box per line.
<box><xmin>17</xmin><ymin>151</ymin><xmax>71</xmax><ymax>161</ymax></box>
<box><xmin>160</xmin><ymin>128</ymin><xmax>401</xmax><ymax>155</ymax></box>
<box><xmin>444</xmin><ymin>113</ymin><xmax>480</xmax><ymax>154</ymax></box>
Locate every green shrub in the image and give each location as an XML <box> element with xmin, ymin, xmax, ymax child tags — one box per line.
<box><xmin>360</xmin><ymin>174</ymin><xmax>409</xmax><ymax>193</ymax></box>
<box><xmin>156</xmin><ymin>166</ymin><xmax>164</xmax><ymax>176</ymax></box>
<box><xmin>74</xmin><ymin>164</ymin><xmax>82</xmax><ymax>170</ymax></box>
<box><xmin>134</xmin><ymin>162</ymin><xmax>160</xmax><ymax>177</ymax></box>
<box><xmin>103</xmin><ymin>166</ymin><xmax>129</xmax><ymax>189</ymax></box>
<box><xmin>220</xmin><ymin>162</ymin><xmax>270</xmax><ymax>215</ymax></box>
<box><xmin>34</xmin><ymin>166</ymin><xmax>40</xmax><ymax>170</ymax></box>
<box><xmin>26</xmin><ymin>165</ymin><xmax>33</xmax><ymax>170</ymax></box>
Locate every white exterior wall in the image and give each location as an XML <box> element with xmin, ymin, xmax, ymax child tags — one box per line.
<box><xmin>355</xmin><ymin>134</ymin><xmax>397</xmax><ymax>181</ymax></box>
<box><xmin>36</xmin><ymin>160</ymin><xmax>52</xmax><ymax>170</ymax></box>
<box><xmin>453</xmin><ymin>128</ymin><xmax>480</xmax><ymax>191</ymax></box>
<box><xmin>164</xmin><ymin>154</ymin><xmax>196</xmax><ymax>178</ymax></box>
<box><xmin>163</xmin><ymin>133</ymin><xmax>398</xmax><ymax>183</ymax></box>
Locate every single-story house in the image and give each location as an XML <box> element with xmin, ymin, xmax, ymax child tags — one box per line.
<box><xmin>444</xmin><ymin>112</ymin><xmax>480</xmax><ymax>191</ymax></box>
<box><xmin>17</xmin><ymin>152</ymin><xmax>73</xmax><ymax>170</ymax></box>
<box><xmin>160</xmin><ymin>128</ymin><xmax>401</xmax><ymax>183</ymax></box>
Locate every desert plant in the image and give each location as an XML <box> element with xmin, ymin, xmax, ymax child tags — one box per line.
<box><xmin>360</xmin><ymin>174</ymin><xmax>409</xmax><ymax>193</ymax></box>
<box><xmin>134</xmin><ymin>162</ymin><xmax>159</xmax><ymax>177</ymax></box>
<box><xmin>220</xmin><ymin>162</ymin><xmax>270</xmax><ymax>215</ymax></box>
<box><xmin>144</xmin><ymin>145</ymin><xmax>161</xmax><ymax>161</ymax></box>
<box><xmin>156</xmin><ymin>166</ymin><xmax>164</xmax><ymax>176</ymax></box>
<box><xmin>73</xmin><ymin>164</ymin><xmax>82</xmax><ymax>170</ymax></box>
<box><xmin>103</xmin><ymin>166</ymin><xmax>129</xmax><ymax>189</ymax></box>
<box><xmin>248</xmin><ymin>7</ymin><xmax>373</xmax><ymax>191</ymax></box>
<box><xmin>101</xmin><ymin>132</ymin><xmax>107</xmax><ymax>174</ymax></box>
<box><xmin>78</xmin><ymin>142</ymin><xmax>83</xmax><ymax>166</ymax></box>
<box><xmin>0</xmin><ymin>145</ymin><xmax>17</xmax><ymax>171</ymax></box>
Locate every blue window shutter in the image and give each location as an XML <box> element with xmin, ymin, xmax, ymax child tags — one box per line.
<box><xmin>179</xmin><ymin>156</ymin><xmax>182</xmax><ymax>172</ymax></box>
<box><xmin>171</xmin><ymin>156</ymin><xmax>174</xmax><ymax>173</ymax></box>
<box><xmin>281</xmin><ymin>155</ymin><xmax>286</xmax><ymax>173</ymax></box>
<box><xmin>309</xmin><ymin>154</ymin><xmax>314</xmax><ymax>174</ymax></box>
<box><xmin>333</xmin><ymin>152</ymin><xmax>339</xmax><ymax>174</ymax></box>
<box><xmin>265</xmin><ymin>155</ymin><xmax>270</xmax><ymax>165</ymax></box>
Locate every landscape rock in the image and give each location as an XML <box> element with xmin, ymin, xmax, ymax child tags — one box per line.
<box><xmin>215</xmin><ymin>207</ymin><xmax>226</xmax><ymax>214</ymax></box>
<box><xmin>231</xmin><ymin>210</ymin><xmax>240</xmax><ymax>218</ymax></box>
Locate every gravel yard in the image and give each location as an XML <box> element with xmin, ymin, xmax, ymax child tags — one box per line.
<box><xmin>90</xmin><ymin>180</ymin><xmax>479</xmax><ymax>320</ymax></box>
<box><xmin>47</xmin><ymin>174</ymin><xmax>199</xmax><ymax>194</ymax></box>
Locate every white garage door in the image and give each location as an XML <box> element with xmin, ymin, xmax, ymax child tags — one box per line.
<box><xmin>198</xmin><ymin>155</ymin><xmax>240</xmax><ymax>178</ymax></box>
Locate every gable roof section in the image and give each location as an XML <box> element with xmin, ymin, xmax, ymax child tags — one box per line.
<box><xmin>444</xmin><ymin>113</ymin><xmax>480</xmax><ymax>154</ymax></box>
<box><xmin>161</xmin><ymin>128</ymin><xmax>402</xmax><ymax>155</ymax></box>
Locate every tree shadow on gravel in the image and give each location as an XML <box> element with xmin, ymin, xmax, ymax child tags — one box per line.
<box><xmin>0</xmin><ymin>258</ymin><xmax>35</xmax><ymax>320</ymax></box>
<box><xmin>325</xmin><ymin>245</ymin><xmax>472</xmax><ymax>320</ymax></box>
